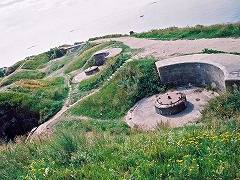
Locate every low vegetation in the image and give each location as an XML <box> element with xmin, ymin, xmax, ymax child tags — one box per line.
<box><xmin>10</xmin><ymin>77</ymin><xmax>68</xmax><ymax>102</ymax></box>
<box><xmin>88</xmin><ymin>34</ymin><xmax>127</xmax><ymax>41</ymax></box>
<box><xmin>202</xmin><ymin>48</ymin><xmax>240</xmax><ymax>55</ymax></box>
<box><xmin>78</xmin><ymin>41</ymin><xmax>139</xmax><ymax>92</ymax></box>
<box><xmin>0</xmin><ymin>70</ymin><xmax>46</xmax><ymax>87</ymax></box>
<box><xmin>72</xmin><ymin>60</ymin><xmax>164</xmax><ymax>119</ymax></box>
<box><xmin>0</xmin><ymin>111</ymin><xmax>239</xmax><ymax>179</ymax></box>
<box><xmin>134</xmin><ymin>23</ymin><xmax>240</xmax><ymax>40</ymax></box>
<box><xmin>0</xmin><ymin>77</ymin><xmax>68</xmax><ymax>140</ymax></box>
<box><xmin>40</xmin><ymin>52</ymin><xmax>77</xmax><ymax>76</ymax></box>
<box><xmin>5</xmin><ymin>60</ymin><xmax>26</xmax><ymax>75</ymax></box>
<box><xmin>202</xmin><ymin>89</ymin><xmax>240</xmax><ymax>121</ymax></box>
<box><xmin>0</xmin><ymin>23</ymin><xmax>240</xmax><ymax>179</ymax></box>
<box><xmin>0</xmin><ymin>92</ymin><xmax>62</xmax><ymax>125</ymax></box>
<box><xmin>22</xmin><ymin>53</ymin><xmax>51</xmax><ymax>70</ymax></box>
<box><xmin>22</xmin><ymin>48</ymin><xmax>66</xmax><ymax>70</ymax></box>
<box><xmin>64</xmin><ymin>42</ymin><xmax>110</xmax><ymax>74</ymax></box>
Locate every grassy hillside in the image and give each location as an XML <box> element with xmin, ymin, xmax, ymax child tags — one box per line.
<box><xmin>10</xmin><ymin>77</ymin><xmax>68</xmax><ymax>102</ymax></box>
<box><xmin>0</xmin><ymin>70</ymin><xmax>46</xmax><ymax>87</ymax></box>
<box><xmin>64</xmin><ymin>42</ymin><xmax>110</xmax><ymax>74</ymax></box>
<box><xmin>134</xmin><ymin>23</ymin><xmax>240</xmax><ymax>40</ymax></box>
<box><xmin>77</xmin><ymin>41</ymin><xmax>138</xmax><ymax>92</ymax></box>
<box><xmin>72</xmin><ymin>59</ymin><xmax>164</xmax><ymax>119</ymax></box>
<box><xmin>0</xmin><ymin>110</ymin><xmax>239</xmax><ymax>179</ymax></box>
<box><xmin>0</xmin><ymin>58</ymin><xmax>239</xmax><ymax>179</ymax></box>
<box><xmin>0</xmin><ymin>92</ymin><xmax>63</xmax><ymax>123</ymax></box>
<box><xmin>0</xmin><ymin>77</ymin><xmax>68</xmax><ymax>122</ymax></box>
<box><xmin>0</xmin><ymin>23</ymin><xmax>240</xmax><ymax>179</ymax></box>
<box><xmin>5</xmin><ymin>60</ymin><xmax>26</xmax><ymax>75</ymax></box>
<box><xmin>89</xmin><ymin>34</ymin><xmax>127</xmax><ymax>41</ymax></box>
<box><xmin>22</xmin><ymin>48</ymin><xmax>66</xmax><ymax>70</ymax></box>
<box><xmin>0</xmin><ymin>76</ymin><xmax>68</xmax><ymax>140</ymax></box>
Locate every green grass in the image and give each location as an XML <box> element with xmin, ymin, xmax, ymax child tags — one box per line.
<box><xmin>55</xmin><ymin>118</ymin><xmax>130</xmax><ymax>135</ymax></box>
<box><xmin>5</xmin><ymin>60</ymin><xmax>26</xmax><ymax>75</ymax></box>
<box><xmin>0</xmin><ymin>92</ymin><xmax>62</xmax><ymax>125</ymax></box>
<box><xmin>202</xmin><ymin>48</ymin><xmax>240</xmax><ymax>55</ymax></box>
<box><xmin>72</xmin><ymin>59</ymin><xmax>164</xmax><ymax>119</ymax></box>
<box><xmin>89</xmin><ymin>34</ymin><xmax>127</xmax><ymax>41</ymax></box>
<box><xmin>78</xmin><ymin>41</ymin><xmax>139</xmax><ymax>92</ymax></box>
<box><xmin>201</xmin><ymin>90</ymin><xmax>240</xmax><ymax>121</ymax></box>
<box><xmin>0</xmin><ymin>70</ymin><xmax>46</xmax><ymax>87</ymax></box>
<box><xmin>0</xmin><ymin>117</ymin><xmax>239</xmax><ymax>179</ymax></box>
<box><xmin>134</xmin><ymin>23</ymin><xmax>240</xmax><ymax>40</ymax></box>
<box><xmin>1</xmin><ymin>67</ymin><xmax>240</xmax><ymax>179</ymax></box>
<box><xmin>22</xmin><ymin>53</ymin><xmax>51</xmax><ymax>70</ymax></box>
<box><xmin>40</xmin><ymin>53</ymin><xmax>77</xmax><ymax>76</ymax></box>
<box><xmin>10</xmin><ymin>77</ymin><xmax>69</xmax><ymax>102</ymax></box>
<box><xmin>64</xmin><ymin>42</ymin><xmax>113</xmax><ymax>74</ymax></box>
<box><xmin>22</xmin><ymin>48</ymin><xmax>66</xmax><ymax>70</ymax></box>
<box><xmin>0</xmin><ymin>77</ymin><xmax>68</xmax><ymax>138</ymax></box>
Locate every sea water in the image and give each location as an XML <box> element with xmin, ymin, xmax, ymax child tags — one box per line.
<box><xmin>0</xmin><ymin>0</ymin><xmax>239</xmax><ymax>67</ymax></box>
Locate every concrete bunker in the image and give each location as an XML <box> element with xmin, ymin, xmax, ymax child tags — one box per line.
<box><xmin>125</xmin><ymin>54</ymin><xmax>240</xmax><ymax>130</ymax></box>
<box><xmin>156</xmin><ymin>62</ymin><xmax>225</xmax><ymax>92</ymax></box>
<box><xmin>84</xmin><ymin>66</ymin><xmax>99</xmax><ymax>76</ymax></box>
<box><xmin>94</xmin><ymin>51</ymin><xmax>109</xmax><ymax>66</ymax></box>
<box><xmin>155</xmin><ymin>92</ymin><xmax>187</xmax><ymax>115</ymax></box>
<box><xmin>155</xmin><ymin>54</ymin><xmax>240</xmax><ymax>92</ymax></box>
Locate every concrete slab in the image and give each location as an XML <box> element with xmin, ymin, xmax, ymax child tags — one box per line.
<box><xmin>125</xmin><ymin>87</ymin><xmax>218</xmax><ymax>130</ymax></box>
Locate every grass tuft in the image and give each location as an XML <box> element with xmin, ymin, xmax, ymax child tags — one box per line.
<box><xmin>134</xmin><ymin>23</ymin><xmax>240</xmax><ymax>40</ymax></box>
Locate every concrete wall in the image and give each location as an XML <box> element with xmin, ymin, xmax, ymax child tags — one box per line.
<box><xmin>94</xmin><ymin>52</ymin><xmax>109</xmax><ymax>66</ymax></box>
<box><xmin>158</xmin><ymin>62</ymin><xmax>226</xmax><ymax>92</ymax></box>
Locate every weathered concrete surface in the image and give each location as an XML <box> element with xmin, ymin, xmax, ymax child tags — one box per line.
<box><xmin>155</xmin><ymin>54</ymin><xmax>240</xmax><ymax>92</ymax></box>
<box><xmin>125</xmin><ymin>87</ymin><xmax>218</xmax><ymax>130</ymax></box>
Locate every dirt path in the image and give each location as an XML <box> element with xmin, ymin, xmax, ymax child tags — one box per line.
<box><xmin>28</xmin><ymin>86</ymin><xmax>100</xmax><ymax>140</ymax></box>
<box><xmin>28</xmin><ymin>72</ymin><xmax>100</xmax><ymax>140</ymax></box>
<box><xmin>94</xmin><ymin>37</ymin><xmax>240</xmax><ymax>60</ymax></box>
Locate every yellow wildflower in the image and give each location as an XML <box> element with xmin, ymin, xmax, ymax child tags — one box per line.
<box><xmin>177</xmin><ymin>159</ymin><xmax>183</xmax><ymax>163</ymax></box>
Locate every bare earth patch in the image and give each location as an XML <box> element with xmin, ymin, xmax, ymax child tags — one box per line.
<box><xmin>125</xmin><ymin>87</ymin><xmax>218</xmax><ymax>130</ymax></box>
<box><xmin>94</xmin><ymin>37</ymin><xmax>240</xmax><ymax>60</ymax></box>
